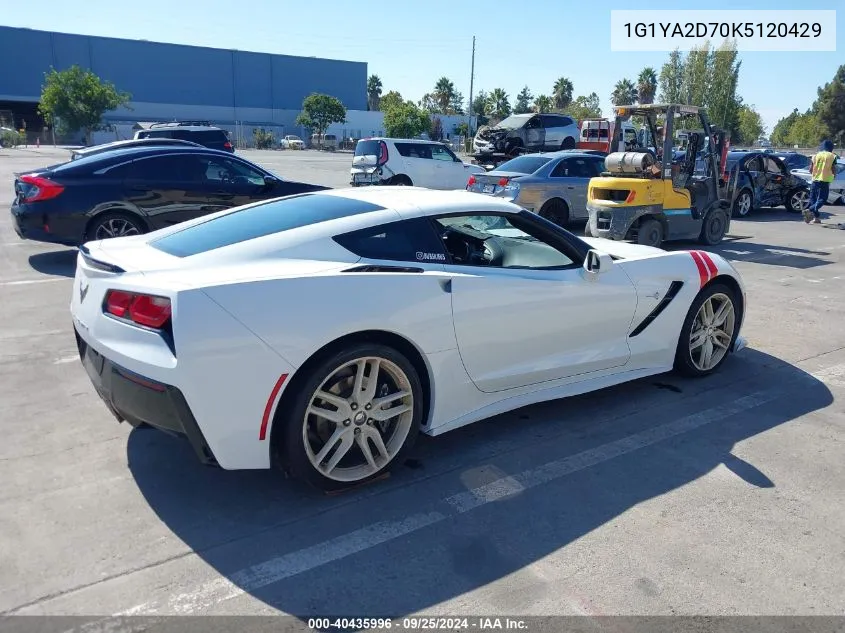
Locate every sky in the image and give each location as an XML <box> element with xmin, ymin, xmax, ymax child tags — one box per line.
<box><xmin>2</xmin><ymin>0</ymin><xmax>841</xmax><ymax>134</ymax></box>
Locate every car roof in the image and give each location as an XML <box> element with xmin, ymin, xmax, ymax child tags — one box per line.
<box><xmin>143</xmin><ymin>125</ymin><xmax>224</xmax><ymax>131</ymax></box>
<box><xmin>364</xmin><ymin>137</ymin><xmax>447</xmax><ymax>145</ymax></box>
<box><xmin>54</xmin><ymin>144</ymin><xmax>242</xmax><ymax>170</ymax></box>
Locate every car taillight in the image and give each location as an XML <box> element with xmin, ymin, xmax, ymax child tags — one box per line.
<box><xmin>224</xmin><ymin>141</ymin><xmax>233</xmax><ymax>150</ymax></box>
<box><xmin>498</xmin><ymin>177</ymin><xmax>508</xmax><ymax>186</ymax></box>
<box><xmin>18</xmin><ymin>174</ymin><xmax>65</xmax><ymax>203</ymax></box>
<box><xmin>105</xmin><ymin>290</ymin><xmax>171</xmax><ymax>329</ymax></box>
<box><xmin>378</xmin><ymin>141</ymin><xmax>389</xmax><ymax>166</ymax></box>
<box><xmin>467</xmin><ymin>175</ymin><xmax>476</xmax><ymax>187</ymax></box>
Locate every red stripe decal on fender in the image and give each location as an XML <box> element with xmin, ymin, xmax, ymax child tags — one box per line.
<box><xmin>689</xmin><ymin>251</ymin><xmax>709</xmax><ymax>288</ymax></box>
<box><xmin>698</xmin><ymin>251</ymin><xmax>718</xmax><ymax>279</ymax></box>
<box><xmin>259</xmin><ymin>373</ymin><xmax>289</xmax><ymax>440</ymax></box>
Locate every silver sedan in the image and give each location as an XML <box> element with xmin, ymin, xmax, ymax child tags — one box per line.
<box><xmin>466</xmin><ymin>151</ymin><xmax>606</xmax><ymax>226</ymax></box>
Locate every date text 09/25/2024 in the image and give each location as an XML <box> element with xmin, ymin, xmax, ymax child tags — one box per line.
<box><xmin>307</xmin><ymin>617</ymin><xmax>529</xmax><ymax>631</ymax></box>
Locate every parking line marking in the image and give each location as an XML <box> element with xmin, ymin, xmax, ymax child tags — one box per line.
<box><xmin>54</xmin><ymin>355</ymin><xmax>79</xmax><ymax>365</ymax></box>
<box><xmin>0</xmin><ymin>278</ymin><xmax>70</xmax><ymax>286</ymax></box>
<box><xmin>112</xmin><ymin>389</ymin><xmax>777</xmax><ymax>616</ymax></box>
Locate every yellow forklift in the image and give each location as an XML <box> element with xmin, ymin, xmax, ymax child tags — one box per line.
<box><xmin>584</xmin><ymin>104</ymin><xmax>732</xmax><ymax>248</ymax></box>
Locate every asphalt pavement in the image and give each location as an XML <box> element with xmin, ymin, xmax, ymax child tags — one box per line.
<box><xmin>1</xmin><ymin>146</ymin><xmax>844</xmax><ymax>621</ymax></box>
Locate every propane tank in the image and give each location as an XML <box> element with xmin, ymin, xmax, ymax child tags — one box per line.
<box><xmin>604</xmin><ymin>151</ymin><xmax>656</xmax><ymax>175</ymax></box>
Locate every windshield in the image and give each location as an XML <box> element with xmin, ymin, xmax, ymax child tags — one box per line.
<box><xmin>494</xmin><ymin>156</ymin><xmax>552</xmax><ymax>174</ymax></box>
<box><xmin>355</xmin><ymin>140</ymin><xmax>381</xmax><ymax>156</ymax></box>
<box><xmin>288</xmin><ymin>136</ymin><xmax>301</xmax><ymax>141</ymax></box>
<box><xmin>494</xmin><ymin>115</ymin><xmax>532</xmax><ymax>130</ymax></box>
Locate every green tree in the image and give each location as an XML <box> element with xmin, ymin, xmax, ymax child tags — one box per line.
<box><xmin>470</xmin><ymin>90</ymin><xmax>490</xmax><ymax>126</ymax></box>
<box><xmin>566</xmin><ymin>93</ymin><xmax>602</xmax><ymax>120</ymax></box>
<box><xmin>449</xmin><ymin>91</ymin><xmax>465</xmax><ymax>115</ymax></box>
<box><xmin>38</xmin><ymin>65</ymin><xmax>131</xmax><ymax>145</ymax></box>
<box><xmin>658</xmin><ymin>49</ymin><xmax>686</xmax><ymax>104</ymax></box>
<box><xmin>514</xmin><ymin>86</ymin><xmax>533</xmax><ymax>114</ymax></box>
<box><xmin>682</xmin><ymin>43</ymin><xmax>712</xmax><ymax>106</ymax></box>
<box><xmin>295</xmin><ymin>93</ymin><xmax>347</xmax><ymax>148</ymax></box>
<box><xmin>771</xmin><ymin>108</ymin><xmax>801</xmax><ymax>146</ymax></box>
<box><xmin>636</xmin><ymin>67</ymin><xmax>658</xmax><ymax>104</ymax></box>
<box><xmin>433</xmin><ymin>77</ymin><xmax>456</xmax><ymax>114</ymax></box>
<box><xmin>533</xmin><ymin>95</ymin><xmax>553</xmax><ymax>113</ymax></box>
<box><xmin>418</xmin><ymin>93</ymin><xmax>439</xmax><ymax>113</ymax></box>
<box><xmin>367</xmin><ymin>75</ymin><xmax>383</xmax><ymax>111</ymax></box>
<box><xmin>706</xmin><ymin>41</ymin><xmax>741</xmax><ymax>129</ymax></box>
<box><xmin>383</xmin><ymin>100</ymin><xmax>430</xmax><ymax>138</ymax></box>
<box><xmin>487</xmin><ymin>88</ymin><xmax>511</xmax><ymax>119</ymax></box>
<box><xmin>735</xmin><ymin>104</ymin><xmax>765</xmax><ymax>145</ymax></box>
<box><xmin>380</xmin><ymin>90</ymin><xmax>404</xmax><ymax>112</ymax></box>
<box><xmin>610</xmin><ymin>79</ymin><xmax>637</xmax><ymax>106</ymax></box>
<box><xmin>814</xmin><ymin>64</ymin><xmax>845</xmax><ymax>145</ymax></box>
<box><xmin>786</xmin><ymin>112</ymin><xmax>830</xmax><ymax>148</ymax></box>
<box><xmin>552</xmin><ymin>77</ymin><xmax>574</xmax><ymax>111</ymax></box>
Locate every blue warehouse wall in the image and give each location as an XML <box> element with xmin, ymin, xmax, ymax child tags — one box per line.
<box><xmin>0</xmin><ymin>26</ymin><xmax>367</xmax><ymax>114</ymax></box>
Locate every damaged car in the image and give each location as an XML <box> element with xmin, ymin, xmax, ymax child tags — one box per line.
<box><xmin>473</xmin><ymin>113</ymin><xmax>578</xmax><ymax>157</ymax></box>
<box><xmin>727</xmin><ymin>151</ymin><xmax>811</xmax><ymax>217</ymax></box>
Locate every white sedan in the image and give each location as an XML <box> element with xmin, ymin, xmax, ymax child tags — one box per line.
<box><xmin>791</xmin><ymin>161</ymin><xmax>845</xmax><ymax>205</ymax></box>
<box><xmin>70</xmin><ymin>188</ymin><xmax>748</xmax><ymax>491</ymax></box>
<box><xmin>280</xmin><ymin>135</ymin><xmax>304</xmax><ymax>150</ymax></box>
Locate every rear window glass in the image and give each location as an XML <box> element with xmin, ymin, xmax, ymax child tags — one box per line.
<box><xmin>495</xmin><ymin>156</ymin><xmax>552</xmax><ymax>174</ymax></box>
<box><xmin>176</xmin><ymin>130</ymin><xmax>226</xmax><ymax>142</ymax></box>
<box><xmin>150</xmin><ymin>194</ymin><xmax>386</xmax><ymax>257</ymax></box>
<box><xmin>355</xmin><ymin>140</ymin><xmax>381</xmax><ymax>156</ymax></box>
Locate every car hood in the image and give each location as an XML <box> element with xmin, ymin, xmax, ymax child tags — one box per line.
<box><xmin>581</xmin><ymin>237</ymin><xmax>664</xmax><ymax>259</ymax></box>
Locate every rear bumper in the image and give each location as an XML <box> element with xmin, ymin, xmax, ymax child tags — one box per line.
<box><xmin>74</xmin><ymin>324</ymin><xmax>218</xmax><ymax>466</ymax></box>
<box><xmin>11</xmin><ymin>204</ymin><xmax>82</xmax><ymax>246</ymax></box>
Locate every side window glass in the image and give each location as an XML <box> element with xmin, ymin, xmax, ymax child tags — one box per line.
<box><xmin>430</xmin><ymin>145</ymin><xmax>454</xmax><ymax>162</ymax></box>
<box><xmin>394</xmin><ymin>143</ymin><xmax>413</xmax><ymax>157</ymax></box>
<box><xmin>205</xmin><ymin>157</ymin><xmax>266</xmax><ymax>185</ymax></box>
<box><xmin>550</xmin><ymin>160</ymin><xmax>570</xmax><ymax>178</ymax></box>
<box><xmin>431</xmin><ymin>214</ymin><xmax>576</xmax><ymax>269</ymax></box>
<box><xmin>129</xmin><ymin>156</ymin><xmax>185</xmax><ymax>180</ymax></box>
<box><xmin>333</xmin><ymin>218</ymin><xmax>446</xmax><ymax>263</ymax></box>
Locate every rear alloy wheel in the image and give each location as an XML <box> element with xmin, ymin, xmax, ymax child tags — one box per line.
<box><xmin>674</xmin><ymin>284</ymin><xmax>738</xmax><ymax>377</ymax></box>
<box><xmin>699</xmin><ymin>209</ymin><xmax>728</xmax><ymax>245</ymax></box>
<box><xmin>391</xmin><ymin>175</ymin><xmax>412</xmax><ymax>186</ymax></box>
<box><xmin>786</xmin><ymin>188</ymin><xmax>810</xmax><ymax>214</ymax></box>
<box><xmin>89</xmin><ymin>213</ymin><xmax>145</xmax><ymax>241</ymax></box>
<box><xmin>540</xmin><ymin>199</ymin><xmax>570</xmax><ymax>227</ymax></box>
<box><xmin>732</xmin><ymin>189</ymin><xmax>752</xmax><ymax>217</ymax></box>
<box><xmin>281</xmin><ymin>343</ymin><xmax>423</xmax><ymax>491</ymax></box>
<box><xmin>637</xmin><ymin>218</ymin><xmax>663</xmax><ymax>247</ymax></box>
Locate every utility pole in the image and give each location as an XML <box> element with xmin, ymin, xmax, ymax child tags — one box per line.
<box><xmin>468</xmin><ymin>36</ymin><xmax>476</xmax><ymax>138</ymax></box>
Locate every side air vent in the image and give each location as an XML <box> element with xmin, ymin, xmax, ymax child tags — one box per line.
<box><xmin>629</xmin><ymin>281</ymin><xmax>684</xmax><ymax>337</ymax></box>
<box><xmin>342</xmin><ymin>265</ymin><xmax>424</xmax><ymax>273</ymax></box>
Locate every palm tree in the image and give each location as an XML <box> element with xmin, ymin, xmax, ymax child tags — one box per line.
<box><xmin>637</xmin><ymin>68</ymin><xmax>658</xmax><ymax>104</ymax></box>
<box><xmin>611</xmin><ymin>79</ymin><xmax>638</xmax><ymax>106</ymax></box>
<box><xmin>433</xmin><ymin>77</ymin><xmax>456</xmax><ymax>114</ymax></box>
<box><xmin>553</xmin><ymin>77</ymin><xmax>574</xmax><ymax>111</ymax></box>
<box><xmin>367</xmin><ymin>75</ymin><xmax>383</xmax><ymax>111</ymax></box>
<box><xmin>533</xmin><ymin>95</ymin><xmax>553</xmax><ymax>113</ymax></box>
<box><xmin>488</xmin><ymin>88</ymin><xmax>511</xmax><ymax>119</ymax></box>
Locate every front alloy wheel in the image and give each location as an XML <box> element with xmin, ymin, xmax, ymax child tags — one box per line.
<box><xmin>674</xmin><ymin>283</ymin><xmax>738</xmax><ymax>377</ymax></box>
<box><xmin>281</xmin><ymin>343</ymin><xmax>423</xmax><ymax>491</ymax></box>
<box><xmin>688</xmin><ymin>293</ymin><xmax>736</xmax><ymax>372</ymax></box>
<box><xmin>787</xmin><ymin>188</ymin><xmax>810</xmax><ymax>213</ymax></box>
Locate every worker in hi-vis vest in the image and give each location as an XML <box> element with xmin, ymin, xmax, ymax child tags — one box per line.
<box><xmin>805</xmin><ymin>139</ymin><xmax>838</xmax><ymax>224</ymax></box>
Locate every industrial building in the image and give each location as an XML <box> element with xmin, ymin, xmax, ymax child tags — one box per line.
<box><xmin>0</xmin><ymin>25</ymin><xmax>387</xmax><ymax>144</ymax></box>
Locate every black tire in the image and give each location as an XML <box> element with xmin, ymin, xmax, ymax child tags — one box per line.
<box><xmin>786</xmin><ymin>187</ymin><xmax>810</xmax><ymax>214</ymax></box>
<box><xmin>505</xmin><ymin>140</ymin><xmax>523</xmax><ymax>156</ymax></box>
<box><xmin>732</xmin><ymin>189</ymin><xmax>752</xmax><ymax>218</ymax></box>
<box><xmin>637</xmin><ymin>218</ymin><xmax>663</xmax><ymax>247</ymax></box>
<box><xmin>673</xmin><ymin>283</ymin><xmax>740</xmax><ymax>378</ymax></box>
<box><xmin>539</xmin><ymin>199</ymin><xmax>570</xmax><ymax>227</ymax></box>
<box><xmin>390</xmin><ymin>175</ymin><xmax>413</xmax><ymax>186</ymax></box>
<box><xmin>86</xmin><ymin>211</ymin><xmax>147</xmax><ymax>241</ymax></box>
<box><xmin>698</xmin><ymin>209</ymin><xmax>728</xmax><ymax>245</ymax></box>
<box><xmin>561</xmin><ymin>137</ymin><xmax>576</xmax><ymax>150</ymax></box>
<box><xmin>278</xmin><ymin>342</ymin><xmax>424</xmax><ymax>492</ymax></box>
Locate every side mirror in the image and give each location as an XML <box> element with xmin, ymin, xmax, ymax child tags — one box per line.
<box><xmin>264</xmin><ymin>175</ymin><xmax>279</xmax><ymax>186</ymax></box>
<box><xmin>584</xmin><ymin>249</ymin><xmax>613</xmax><ymax>275</ymax></box>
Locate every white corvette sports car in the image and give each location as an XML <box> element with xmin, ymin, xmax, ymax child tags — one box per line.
<box><xmin>70</xmin><ymin>187</ymin><xmax>748</xmax><ymax>491</ymax></box>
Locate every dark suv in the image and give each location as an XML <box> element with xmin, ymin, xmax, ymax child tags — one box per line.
<box><xmin>134</xmin><ymin>121</ymin><xmax>234</xmax><ymax>153</ymax></box>
<box><xmin>11</xmin><ymin>145</ymin><xmax>327</xmax><ymax>246</ymax></box>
